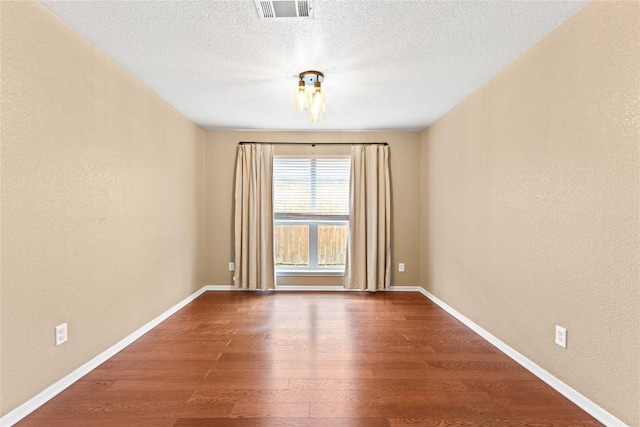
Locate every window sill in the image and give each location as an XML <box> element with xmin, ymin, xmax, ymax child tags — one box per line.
<box><xmin>276</xmin><ymin>270</ymin><xmax>344</xmax><ymax>277</ymax></box>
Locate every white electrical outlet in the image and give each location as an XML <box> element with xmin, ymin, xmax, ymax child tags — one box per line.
<box><xmin>398</xmin><ymin>263</ymin><xmax>405</xmax><ymax>272</ymax></box>
<box><xmin>55</xmin><ymin>323</ymin><xmax>68</xmax><ymax>346</ymax></box>
<box><xmin>229</xmin><ymin>262</ymin><xmax>235</xmax><ymax>271</ymax></box>
<box><xmin>555</xmin><ymin>325</ymin><xmax>567</xmax><ymax>348</ymax></box>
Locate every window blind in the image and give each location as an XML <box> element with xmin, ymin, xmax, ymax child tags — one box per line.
<box><xmin>273</xmin><ymin>157</ymin><xmax>350</xmax><ymax>220</ymax></box>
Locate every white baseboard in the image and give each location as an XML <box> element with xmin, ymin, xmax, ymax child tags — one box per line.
<box><xmin>388</xmin><ymin>285</ymin><xmax>419</xmax><ymax>291</ymax></box>
<box><xmin>205</xmin><ymin>285</ymin><xmax>350</xmax><ymax>291</ymax></box>
<box><xmin>0</xmin><ymin>287</ymin><xmax>209</xmax><ymax>427</ymax></box>
<box><xmin>276</xmin><ymin>285</ymin><xmax>349</xmax><ymax>291</ymax></box>
<box><xmin>414</xmin><ymin>286</ymin><xmax>626</xmax><ymax>427</ymax></box>
<box><xmin>275</xmin><ymin>285</ymin><xmax>419</xmax><ymax>291</ymax></box>
<box><xmin>203</xmin><ymin>284</ymin><xmax>236</xmax><ymax>291</ymax></box>
<box><xmin>1</xmin><ymin>285</ymin><xmax>626</xmax><ymax>427</ymax></box>
<box><xmin>206</xmin><ymin>285</ymin><xmax>419</xmax><ymax>292</ymax></box>
<box><xmin>207</xmin><ymin>284</ymin><xmax>395</xmax><ymax>292</ymax></box>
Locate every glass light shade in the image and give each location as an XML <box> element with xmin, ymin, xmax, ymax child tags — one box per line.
<box><xmin>319</xmin><ymin>86</ymin><xmax>326</xmax><ymax>112</ymax></box>
<box><xmin>308</xmin><ymin>84</ymin><xmax>324</xmax><ymax>121</ymax></box>
<box><xmin>308</xmin><ymin>92</ymin><xmax>323</xmax><ymax>121</ymax></box>
<box><xmin>309</xmin><ymin>109</ymin><xmax>321</xmax><ymax>122</ymax></box>
<box><xmin>294</xmin><ymin>81</ymin><xmax>307</xmax><ymax>112</ymax></box>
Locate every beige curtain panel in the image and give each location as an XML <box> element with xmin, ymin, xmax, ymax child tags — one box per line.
<box><xmin>344</xmin><ymin>144</ymin><xmax>391</xmax><ymax>291</ymax></box>
<box><xmin>233</xmin><ymin>143</ymin><xmax>275</xmax><ymax>291</ymax></box>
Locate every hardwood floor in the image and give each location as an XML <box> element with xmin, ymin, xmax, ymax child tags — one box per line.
<box><xmin>17</xmin><ymin>291</ymin><xmax>601</xmax><ymax>426</ymax></box>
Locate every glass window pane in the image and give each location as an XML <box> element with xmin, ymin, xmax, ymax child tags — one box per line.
<box><xmin>318</xmin><ymin>224</ymin><xmax>348</xmax><ymax>267</ymax></box>
<box><xmin>275</xmin><ymin>224</ymin><xmax>309</xmax><ymax>266</ymax></box>
<box><xmin>273</xmin><ymin>159</ymin><xmax>312</xmax><ymax>215</ymax></box>
<box><xmin>316</xmin><ymin>159</ymin><xmax>350</xmax><ymax>216</ymax></box>
<box><xmin>273</xmin><ymin>158</ymin><xmax>350</xmax><ymax>217</ymax></box>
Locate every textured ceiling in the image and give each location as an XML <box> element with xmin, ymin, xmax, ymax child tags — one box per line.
<box><xmin>39</xmin><ymin>0</ymin><xmax>587</xmax><ymax>131</ymax></box>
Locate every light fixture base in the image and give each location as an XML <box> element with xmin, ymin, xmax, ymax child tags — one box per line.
<box><xmin>299</xmin><ymin>70</ymin><xmax>324</xmax><ymax>86</ymax></box>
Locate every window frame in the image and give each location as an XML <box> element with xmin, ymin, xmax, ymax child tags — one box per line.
<box><xmin>273</xmin><ymin>154</ymin><xmax>350</xmax><ymax>276</ymax></box>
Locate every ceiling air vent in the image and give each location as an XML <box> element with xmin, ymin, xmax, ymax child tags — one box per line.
<box><xmin>255</xmin><ymin>1</ymin><xmax>314</xmax><ymax>19</ymax></box>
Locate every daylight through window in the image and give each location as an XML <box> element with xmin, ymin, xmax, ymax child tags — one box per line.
<box><xmin>273</xmin><ymin>156</ymin><xmax>350</xmax><ymax>272</ymax></box>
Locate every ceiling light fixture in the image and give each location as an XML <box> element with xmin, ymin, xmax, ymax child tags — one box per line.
<box><xmin>294</xmin><ymin>70</ymin><xmax>325</xmax><ymax>122</ymax></box>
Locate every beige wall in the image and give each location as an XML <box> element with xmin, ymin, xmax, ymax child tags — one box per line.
<box><xmin>0</xmin><ymin>2</ymin><xmax>205</xmax><ymax>415</ymax></box>
<box><xmin>420</xmin><ymin>2</ymin><xmax>639</xmax><ymax>424</ymax></box>
<box><xmin>205</xmin><ymin>131</ymin><xmax>421</xmax><ymax>287</ymax></box>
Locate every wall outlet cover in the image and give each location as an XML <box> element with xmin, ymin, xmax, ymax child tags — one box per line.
<box><xmin>55</xmin><ymin>323</ymin><xmax>68</xmax><ymax>346</ymax></box>
<box><xmin>555</xmin><ymin>325</ymin><xmax>567</xmax><ymax>348</ymax></box>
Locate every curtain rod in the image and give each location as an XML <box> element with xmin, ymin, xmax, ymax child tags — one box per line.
<box><xmin>238</xmin><ymin>142</ymin><xmax>388</xmax><ymax>147</ymax></box>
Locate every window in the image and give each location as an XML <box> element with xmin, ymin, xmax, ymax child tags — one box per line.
<box><xmin>273</xmin><ymin>156</ymin><xmax>350</xmax><ymax>273</ymax></box>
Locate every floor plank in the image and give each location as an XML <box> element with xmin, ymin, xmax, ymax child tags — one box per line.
<box><xmin>16</xmin><ymin>291</ymin><xmax>601</xmax><ymax>426</ymax></box>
